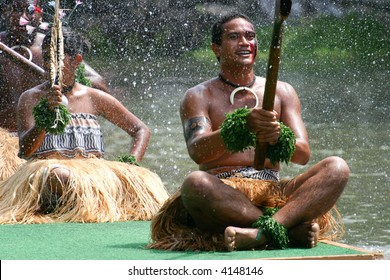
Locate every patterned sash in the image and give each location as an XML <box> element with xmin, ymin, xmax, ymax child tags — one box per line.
<box><xmin>31</xmin><ymin>113</ymin><xmax>104</xmax><ymax>159</ymax></box>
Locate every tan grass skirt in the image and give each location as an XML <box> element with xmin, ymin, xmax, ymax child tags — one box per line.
<box><xmin>148</xmin><ymin>178</ymin><xmax>344</xmax><ymax>251</ymax></box>
<box><xmin>0</xmin><ymin>158</ymin><xmax>169</xmax><ymax>224</ymax></box>
<box><xmin>0</xmin><ymin>128</ymin><xmax>25</xmax><ymax>181</ymax></box>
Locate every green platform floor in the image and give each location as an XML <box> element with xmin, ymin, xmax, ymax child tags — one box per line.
<box><xmin>0</xmin><ymin>221</ymin><xmax>384</xmax><ymax>260</ymax></box>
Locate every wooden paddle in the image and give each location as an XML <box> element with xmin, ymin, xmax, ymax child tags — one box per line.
<box><xmin>253</xmin><ymin>0</ymin><xmax>292</xmax><ymax>170</ymax></box>
<box><xmin>0</xmin><ymin>42</ymin><xmax>45</xmax><ymax>77</ymax></box>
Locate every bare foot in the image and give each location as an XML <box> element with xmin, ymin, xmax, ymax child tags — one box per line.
<box><xmin>288</xmin><ymin>222</ymin><xmax>320</xmax><ymax>248</ymax></box>
<box><xmin>225</xmin><ymin>222</ymin><xmax>320</xmax><ymax>251</ymax></box>
<box><xmin>224</xmin><ymin>226</ymin><xmax>266</xmax><ymax>251</ymax></box>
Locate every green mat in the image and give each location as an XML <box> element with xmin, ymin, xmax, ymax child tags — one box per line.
<box><xmin>0</xmin><ymin>221</ymin><xmax>382</xmax><ymax>260</ymax></box>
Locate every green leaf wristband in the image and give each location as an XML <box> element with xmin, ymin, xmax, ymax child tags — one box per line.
<box><xmin>220</xmin><ymin>108</ymin><xmax>256</xmax><ymax>152</ymax></box>
<box><xmin>220</xmin><ymin>108</ymin><xmax>296</xmax><ymax>164</ymax></box>
<box><xmin>32</xmin><ymin>98</ymin><xmax>71</xmax><ymax>135</ymax></box>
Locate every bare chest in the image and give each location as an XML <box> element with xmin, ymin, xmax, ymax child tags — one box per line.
<box><xmin>207</xmin><ymin>85</ymin><xmax>282</xmax><ymax>128</ymax></box>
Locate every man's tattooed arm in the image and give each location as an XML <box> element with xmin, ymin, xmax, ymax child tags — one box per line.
<box><xmin>183</xmin><ymin>116</ymin><xmax>212</xmax><ymax>142</ymax></box>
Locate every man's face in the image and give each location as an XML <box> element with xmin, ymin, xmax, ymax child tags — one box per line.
<box><xmin>215</xmin><ymin>18</ymin><xmax>257</xmax><ymax>67</ymax></box>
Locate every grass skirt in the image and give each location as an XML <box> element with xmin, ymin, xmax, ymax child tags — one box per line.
<box><xmin>0</xmin><ymin>128</ymin><xmax>25</xmax><ymax>181</ymax></box>
<box><xmin>148</xmin><ymin>178</ymin><xmax>344</xmax><ymax>251</ymax></box>
<box><xmin>0</xmin><ymin>158</ymin><xmax>169</xmax><ymax>224</ymax></box>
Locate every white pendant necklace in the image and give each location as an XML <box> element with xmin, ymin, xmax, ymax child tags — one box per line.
<box><xmin>219</xmin><ymin>74</ymin><xmax>259</xmax><ymax>108</ymax></box>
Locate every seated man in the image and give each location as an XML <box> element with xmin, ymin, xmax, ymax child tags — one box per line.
<box><xmin>148</xmin><ymin>13</ymin><xmax>349</xmax><ymax>251</ymax></box>
<box><xmin>0</xmin><ymin>27</ymin><xmax>168</xmax><ymax>224</ymax></box>
<box><xmin>0</xmin><ymin>0</ymin><xmax>109</xmax><ymax>180</ymax></box>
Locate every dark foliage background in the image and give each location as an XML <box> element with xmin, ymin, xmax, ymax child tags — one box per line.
<box><xmin>3</xmin><ymin>0</ymin><xmax>385</xmax><ymax>57</ymax></box>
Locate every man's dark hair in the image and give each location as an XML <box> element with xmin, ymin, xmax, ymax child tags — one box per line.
<box><xmin>42</xmin><ymin>27</ymin><xmax>90</xmax><ymax>57</ymax></box>
<box><xmin>211</xmin><ymin>12</ymin><xmax>254</xmax><ymax>46</ymax></box>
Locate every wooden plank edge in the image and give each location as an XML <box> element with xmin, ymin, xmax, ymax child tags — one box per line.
<box><xmin>262</xmin><ymin>254</ymin><xmax>384</xmax><ymax>260</ymax></box>
<box><xmin>261</xmin><ymin>240</ymin><xmax>385</xmax><ymax>260</ymax></box>
<box><xmin>320</xmin><ymin>240</ymin><xmax>384</xmax><ymax>258</ymax></box>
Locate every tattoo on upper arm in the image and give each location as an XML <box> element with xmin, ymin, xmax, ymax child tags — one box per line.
<box><xmin>183</xmin><ymin>116</ymin><xmax>212</xmax><ymax>141</ymax></box>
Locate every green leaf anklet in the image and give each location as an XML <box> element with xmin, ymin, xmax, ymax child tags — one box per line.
<box><xmin>252</xmin><ymin>207</ymin><xmax>290</xmax><ymax>249</ymax></box>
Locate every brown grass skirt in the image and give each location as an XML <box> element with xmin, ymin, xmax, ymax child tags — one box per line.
<box><xmin>0</xmin><ymin>128</ymin><xmax>25</xmax><ymax>181</ymax></box>
<box><xmin>0</xmin><ymin>158</ymin><xmax>169</xmax><ymax>224</ymax></box>
<box><xmin>148</xmin><ymin>178</ymin><xmax>344</xmax><ymax>251</ymax></box>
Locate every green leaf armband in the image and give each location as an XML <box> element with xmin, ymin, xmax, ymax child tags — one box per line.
<box><xmin>220</xmin><ymin>108</ymin><xmax>296</xmax><ymax>164</ymax></box>
<box><xmin>32</xmin><ymin>98</ymin><xmax>71</xmax><ymax>135</ymax></box>
<box><xmin>252</xmin><ymin>207</ymin><xmax>289</xmax><ymax>249</ymax></box>
<box><xmin>220</xmin><ymin>108</ymin><xmax>256</xmax><ymax>152</ymax></box>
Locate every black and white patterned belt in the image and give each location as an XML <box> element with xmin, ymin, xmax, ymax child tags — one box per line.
<box><xmin>214</xmin><ymin>167</ymin><xmax>280</xmax><ymax>182</ymax></box>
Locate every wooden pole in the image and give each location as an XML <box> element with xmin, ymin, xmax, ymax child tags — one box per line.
<box><xmin>0</xmin><ymin>42</ymin><xmax>45</xmax><ymax>77</ymax></box>
<box><xmin>253</xmin><ymin>0</ymin><xmax>292</xmax><ymax>170</ymax></box>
